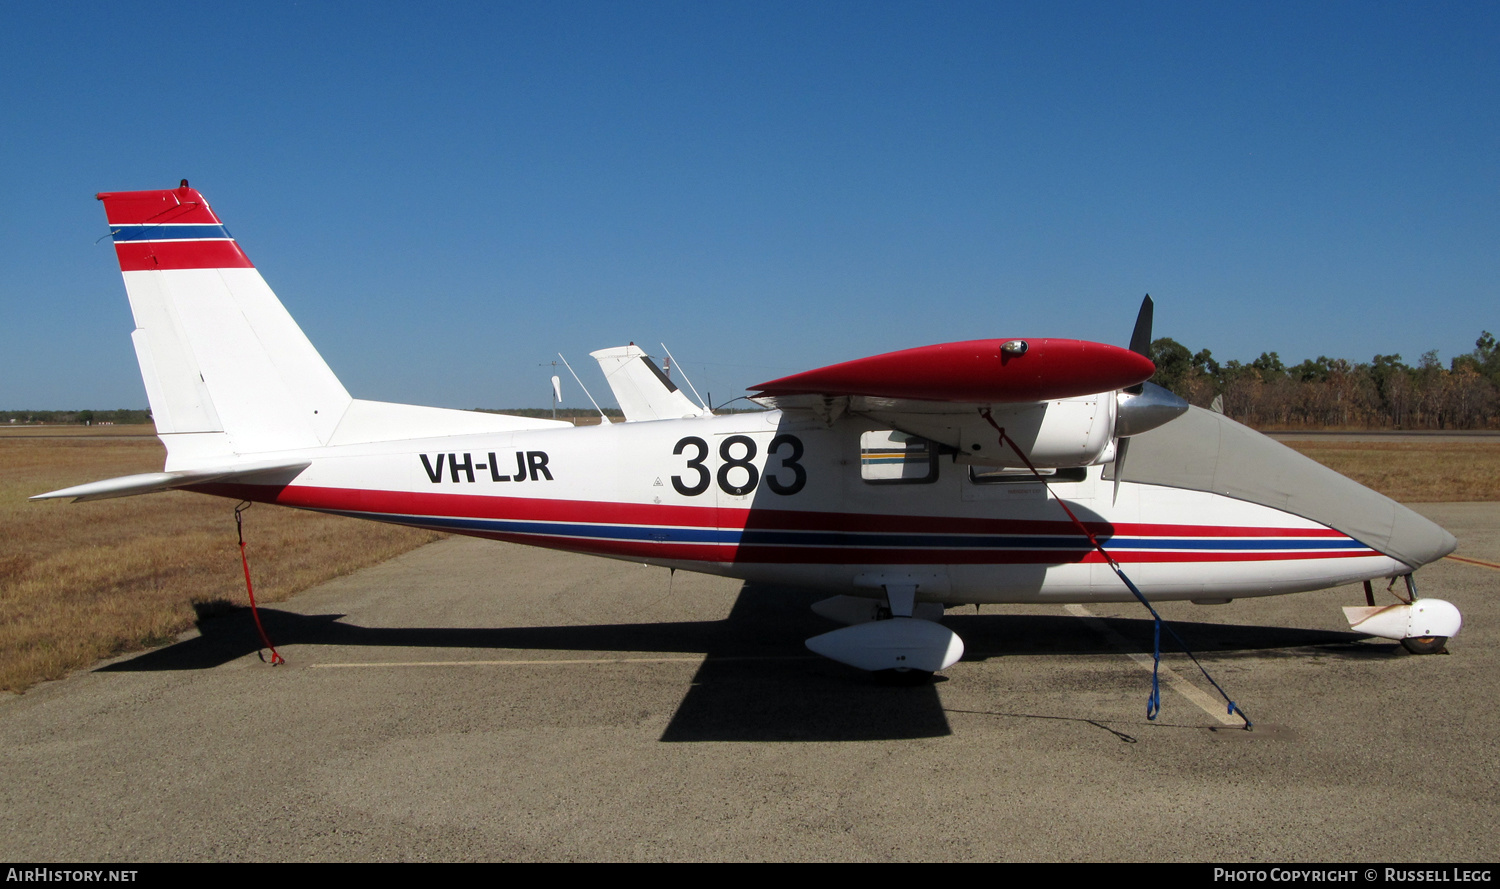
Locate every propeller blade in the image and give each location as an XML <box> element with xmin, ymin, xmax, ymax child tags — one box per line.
<box><xmin>1112</xmin><ymin>436</ymin><xmax>1130</xmax><ymax>505</ymax></box>
<box><xmin>1129</xmin><ymin>295</ymin><xmax>1153</xmax><ymax>358</ymax></box>
<box><xmin>1117</xmin><ymin>295</ymin><xmax>1154</xmax><ymax>501</ymax></box>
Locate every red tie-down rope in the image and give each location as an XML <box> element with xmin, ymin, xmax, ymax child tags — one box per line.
<box><xmin>234</xmin><ymin>502</ymin><xmax>285</xmax><ymax>665</ymax></box>
<box><xmin>978</xmin><ymin>409</ymin><xmax>1249</xmax><ymax>729</ymax></box>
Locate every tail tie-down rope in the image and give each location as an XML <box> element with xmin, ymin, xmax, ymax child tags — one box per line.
<box><xmin>978</xmin><ymin>409</ymin><xmax>1251</xmax><ymax>729</ymax></box>
<box><xmin>234</xmin><ymin>502</ymin><xmax>285</xmax><ymax>665</ymax></box>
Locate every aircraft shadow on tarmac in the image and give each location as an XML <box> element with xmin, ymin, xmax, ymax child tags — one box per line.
<box><xmin>99</xmin><ymin>582</ymin><xmax>1381</xmax><ymax>743</ymax></box>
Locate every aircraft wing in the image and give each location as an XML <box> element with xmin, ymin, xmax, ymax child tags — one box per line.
<box><xmin>30</xmin><ymin>460</ymin><xmax>311</xmax><ymax>503</ymax></box>
<box><xmin>751</xmin><ymin>338</ymin><xmax>1153</xmax><ymax>404</ymax></box>
<box><xmin>750</xmin><ymin>338</ymin><xmax>1157</xmax><ymax>468</ymax></box>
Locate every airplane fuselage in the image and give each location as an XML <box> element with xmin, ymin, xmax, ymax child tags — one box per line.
<box><xmin>196</xmin><ymin>410</ymin><xmax>1411</xmax><ymax>606</ymax></box>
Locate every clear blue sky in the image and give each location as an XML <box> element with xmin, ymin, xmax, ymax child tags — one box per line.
<box><xmin>3</xmin><ymin>2</ymin><xmax>1495</xmax><ymax>411</ymax></box>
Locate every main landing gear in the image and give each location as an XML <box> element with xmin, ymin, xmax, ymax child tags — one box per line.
<box><xmin>804</xmin><ymin>586</ymin><xmax>963</xmax><ymax>681</ymax></box>
<box><xmin>1342</xmin><ymin>574</ymin><xmax>1462</xmax><ymax>654</ymax></box>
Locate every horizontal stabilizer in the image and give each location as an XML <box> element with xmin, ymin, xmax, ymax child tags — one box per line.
<box><xmin>30</xmin><ymin>460</ymin><xmax>310</xmax><ymax>503</ymax></box>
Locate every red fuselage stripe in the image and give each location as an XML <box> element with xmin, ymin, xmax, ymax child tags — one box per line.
<box><xmin>189</xmin><ymin>482</ymin><xmax>1377</xmax><ymax>566</ymax></box>
<box><xmin>223</xmin><ymin>483</ymin><xmax>1350</xmax><ymax>539</ymax></box>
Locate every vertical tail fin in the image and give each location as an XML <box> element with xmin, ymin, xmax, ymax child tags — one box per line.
<box><xmin>99</xmin><ymin>182</ymin><xmax>352</xmax><ymax>458</ymax></box>
<box><xmin>589</xmin><ymin>344</ymin><xmax>711</xmax><ymax>421</ymax></box>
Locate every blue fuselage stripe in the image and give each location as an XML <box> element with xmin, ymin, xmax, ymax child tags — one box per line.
<box><xmin>329</xmin><ymin>510</ymin><xmax>1368</xmax><ymax>551</ymax></box>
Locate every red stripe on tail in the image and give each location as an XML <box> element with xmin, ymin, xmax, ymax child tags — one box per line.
<box><xmin>97</xmin><ymin>184</ymin><xmax>222</xmax><ymax>225</ymax></box>
<box><xmin>114</xmin><ymin>240</ymin><xmax>254</xmax><ymax>271</ymax></box>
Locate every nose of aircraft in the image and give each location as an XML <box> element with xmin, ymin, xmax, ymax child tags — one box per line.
<box><xmin>1383</xmin><ymin>505</ymin><xmax>1459</xmax><ymax>569</ymax></box>
<box><xmin>1121</xmin><ymin>407</ymin><xmax>1458</xmax><ymax>570</ymax></box>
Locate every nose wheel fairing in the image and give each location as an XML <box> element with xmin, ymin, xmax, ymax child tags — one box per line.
<box><xmin>1343</xmin><ymin>574</ymin><xmax>1462</xmax><ymax>654</ymax></box>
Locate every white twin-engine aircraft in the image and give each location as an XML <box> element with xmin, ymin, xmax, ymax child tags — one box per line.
<box><xmin>36</xmin><ymin>182</ymin><xmax>1463</xmax><ymax>679</ymax></box>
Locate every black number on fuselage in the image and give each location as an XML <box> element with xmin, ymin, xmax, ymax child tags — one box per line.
<box><xmin>670</xmin><ymin>434</ymin><xmax>806</xmax><ymax>497</ymax></box>
<box><xmin>671</xmin><ymin>436</ymin><xmax>711</xmax><ymax>496</ymax></box>
<box><xmin>765</xmin><ymin>433</ymin><xmax>807</xmax><ymax>495</ymax></box>
<box><xmin>717</xmin><ymin>435</ymin><xmax>759</xmax><ymax>496</ymax></box>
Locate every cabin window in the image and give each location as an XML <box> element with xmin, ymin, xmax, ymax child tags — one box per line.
<box><xmin>968</xmin><ymin>466</ymin><xmax>1087</xmax><ymax>485</ymax></box>
<box><xmin>860</xmin><ymin>430</ymin><xmax>939</xmax><ymax>484</ymax></box>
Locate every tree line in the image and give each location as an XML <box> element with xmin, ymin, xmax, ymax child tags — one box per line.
<box><xmin>1149</xmin><ymin>331</ymin><xmax>1500</xmax><ymax>430</ymax></box>
<box><xmin>2</xmin><ymin>409</ymin><xmax>152</xmax><ymax>426</ymax></box>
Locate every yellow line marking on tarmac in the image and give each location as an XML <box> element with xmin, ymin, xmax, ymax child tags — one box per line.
<box><xmin>1064</xmin><ymin>603</ymin><xmax>1240</xmax><ymax>726</ymax></box>
<box><xmin>1446</xmin><ymin>554</ymin><xmax>1500</xmax><ymax>571</ymax></box>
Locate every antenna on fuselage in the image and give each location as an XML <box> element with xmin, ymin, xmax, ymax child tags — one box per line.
<box><xmin>558</xmin><ymin>353</ymin><xmax>610</xmax><ymax>425</ymax></box>
<box><xmin>660</xmin><ymin>343</ymin><xmax>712</xmax><ymax>414</ymax></box>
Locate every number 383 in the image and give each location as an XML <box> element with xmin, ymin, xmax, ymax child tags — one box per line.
<box><xmin>670</xmin><ymin>434</ymin><xmax>806</xmax><ymax>497</ymax></box>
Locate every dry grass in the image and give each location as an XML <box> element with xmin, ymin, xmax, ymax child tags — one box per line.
<box><xmin>1282</xmin><ymin>440</ymin><xmax>1500</xmax><ymax>502</ymax></box>
<box><xmin>1</xmin><ymin>430</ymin><xmax>441</xmax><ymax>693</ymax></box>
